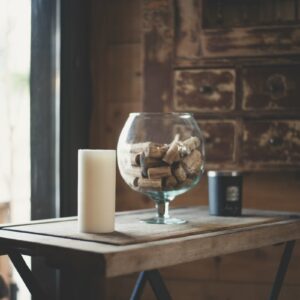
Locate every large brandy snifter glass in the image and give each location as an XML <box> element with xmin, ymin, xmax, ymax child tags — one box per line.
<box><xmin>117</xmin><ymin>112</ymin><xmax>205</xmax><ymax>224</ymax></box>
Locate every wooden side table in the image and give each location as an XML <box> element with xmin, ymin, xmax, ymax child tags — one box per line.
<box><xmin>0</xmin><ymin>206</ymin><xmax>299</xmax><ymax>300</ymax></box>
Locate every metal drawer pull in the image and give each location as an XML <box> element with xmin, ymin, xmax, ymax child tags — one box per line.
<box><xmin>267</xmin><ymin>74</ymin><xmax>286</xmax><ymax>98</ymax></box>
<box><xmin>269</xmin><ymin>137</ymin><xmax>283</xmax><ymax>146</ymax></box>
<box><xmin>199</xmin><ymin>85</ymin><xmax>214</xmax><ymax>95</ymax></box>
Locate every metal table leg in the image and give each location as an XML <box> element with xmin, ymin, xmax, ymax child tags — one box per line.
<box><xmin>130</xmin><ymin>271</ymin><xmax>147</xmax><ymax>300</ymax></box>
<box><xmin>269</xmin><ymin>240</ymin><xmax>296</xmax><ymax>300</ymax></box>
<box><xmin>8</xmin><ymin>252</ymin><xmax>50</xmax><ymax>300</ymax></box>
<box><xmin>130</xmin><ymin>270</ymin><xmax>172</xmax><ymax>300</ymax></box>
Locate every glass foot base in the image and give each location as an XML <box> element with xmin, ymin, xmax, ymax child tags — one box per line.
<box><xmin>141</xmin><ymin>217</ymin><xmax>187</xmax><ymax>225</ymax></box>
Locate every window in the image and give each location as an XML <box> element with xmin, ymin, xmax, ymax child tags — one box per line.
<box><xmin>1</xmin><ymin>0</ymin><xmax>91</xmax><ymax>298</ymax></box>
<box><xmin>0</xmin><ymin>0</ymin><xmax>31</xmax><ymax>299</ymax></box>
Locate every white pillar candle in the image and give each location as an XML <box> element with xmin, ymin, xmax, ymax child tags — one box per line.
<box><xmin>78</xmin><ymin>149</ymin><xmax>116</xmax><ymax>233</ymax></box>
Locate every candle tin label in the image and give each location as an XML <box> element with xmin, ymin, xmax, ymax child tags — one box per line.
<box><xmin>226</xmin><ymin>186</ymin><xmax>239</xmax><ymax>202</ymax></box>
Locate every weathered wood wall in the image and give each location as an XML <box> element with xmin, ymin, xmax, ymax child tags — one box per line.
<box><xmin>90</xmin><ymin>1</ymin><xmax>300</xmax><ymax>299</ymax></box>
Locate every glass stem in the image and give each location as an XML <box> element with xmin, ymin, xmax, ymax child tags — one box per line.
<box><xmin>156</xmin><ymin>201</ymin><xmax>170</xmax><ymax>219</ymax></box>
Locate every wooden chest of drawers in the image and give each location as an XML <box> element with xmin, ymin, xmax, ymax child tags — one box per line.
<box><xmin>143</xmin><ymin>0</ymin><xmax>300</xmax><ymax>171</ymax></box>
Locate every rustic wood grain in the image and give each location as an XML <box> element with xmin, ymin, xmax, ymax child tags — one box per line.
<box><xmin>90</xmin><ymin>0</ymin><xmax>142</xmax><ymax>150</ymax></box>
<box><xmin>242</xmin><ymin>65</ymin><xmax>300</xmax><ymax>111</ymax></box>
<box><xmin>175</xmin><ymin>0</ymin><xmax>203</xmax><ymax>60</ymax></box>
<box><xmin>104</xmin><ymin>102</ymin><xmax>142</xmax><ymax>149</ymax></box>
<box><xmin>143</xmin><ymin>0</ymin><xmax>174</xmax><ymax>112</ymax></box>
<box><xmin>203</xmin><ymin>0</ymin><xmax>298</xmax><ymax>29</ymax></box>
<box><xmin>203</xmin><ymin>26</ymin><xmax>300</xmax><ymax>58</ymax></box>
<box><xmin>242</xmin><ymin>120</ymin><xmax>300</xmax><ymax>166</ymax></box>
<box><xmin>104</xmin><ymin>220</ymin><xmax>300</xmax><ymax>277</ymax></box>
<box><xmin>89</xmin><ymin>1</ymin><xmax>300</xmax><ymax>298</ymax></box>
<box><xmin>0</xmin><ymin>207</ymin><xmax>299</xmax><ymax>279</ymax></box>
<box><xmin>106</xmin><ymin>0</ymin><xmax>141</xmax><ymax>44</ymax></box>
<box><xmin>2</xmin><ymin>207</ymin><xmax>294</xmax><ymax>246</ymax></box>
<box><xmin>174</xmin><ymin>69</ymin><xmax>236</xmax><ymax>112</ymax></box>
<box><xmin>175</xmin><ymin>1</ymin><xmax>300</xmax><ymax>62</ymax></box>
<box><xmin>89</xmin><ymin>0</ymin><xmax>107</xmax><ymax>149</ymax></box>
<box><xmin>107</xmin><ymin>44</ymin><xmax>142</xmax><ymax>103</ymax></box>
<box><xmin>197</xmin><ymin>120</ymin><xmax>236</xmax><ymax>163</ymax></box>
<box><xmin>107</xmin><ymin>275</ymin><xmax>300</xmax><ymax>300</ymax></box>
<box><xmin>161</xmin><ymin>243</ymin><xmax>300</xmax><ymax>284</ymax></box>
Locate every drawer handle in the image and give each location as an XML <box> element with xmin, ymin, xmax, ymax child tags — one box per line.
<box><xmin>266</xmin><ymin>74</ymin><xmax>286</xmax><ymax>98</ymax></box>
<box><xmin>199</xmin><ymin>85</ymin><xmax>214</xmax><ymax>95</ymax></box>
<box><xmin>268</xmin><ymin>137</ymin><xmax>283</xmax><ymax>147</ymax></box>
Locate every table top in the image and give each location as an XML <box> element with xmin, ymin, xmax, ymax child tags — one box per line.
<box><xmin>0</xmin><ymin>206</ymin><xmax>299</xmax><ymax>277</ymax></box>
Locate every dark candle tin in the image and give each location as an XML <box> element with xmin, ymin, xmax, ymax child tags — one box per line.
<box><xmin>208</xmin><ymin>171</ymin><xmax>243</xmax><ymax>216</ymax></box>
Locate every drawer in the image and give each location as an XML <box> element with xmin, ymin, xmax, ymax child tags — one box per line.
<box><xmin>174</xmin><ymin>0</ymin><xmax>300</xmax><ymax>64</ymax></box>
<box><xmin>174</xmin><ymin>69</ymin><xmax>235</xmax><ymax>112</ymax></box>
<box><xmin>242</xmin><ymin>121</ymin><xmax>300</xmax><ymax>165</ymax></box>
<box><xmin>197</xmin><ymin>120</ymin><xmax>236</xmax><ymax>163</ymax></box>
<box><xmin>242</xmin><ymin>66</ymin><xmax>300</xmax><ymax>111</ymax></box>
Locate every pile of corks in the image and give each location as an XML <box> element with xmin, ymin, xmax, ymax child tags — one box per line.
<box><xmin>122</xmin><ymin>135</ymin><xmax>203</xmax><ymax>190</ymax></box>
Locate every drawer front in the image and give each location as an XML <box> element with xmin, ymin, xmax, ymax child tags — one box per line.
<box><xmin>174</xmin><ymin>1</ymin><xmax>300</xmax><ymax>65</ymax></box>
<box><xmin>242</xmin><ymin>121</ymin><xmax>300</xmax><ymax>164</ymax></box>
<box><xmin>197</xmin><ymin>120</ymin><xmax>236</xmax><ymax>163</ymax></box>
<box><xmin>174</xmin><ymin>69</ymin><xmax>235</xmax><ymax>112</ymax></box>
<box><xmin>242</xmin><ymin>66</ymin><xmax>300</xmax><ymax>111</ymax></box>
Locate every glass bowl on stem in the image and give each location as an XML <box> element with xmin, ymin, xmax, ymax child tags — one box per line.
<box><xmin>117</xmin><ymin>112</ymin><xmax>205</xmax><ymax>224</ymax></box>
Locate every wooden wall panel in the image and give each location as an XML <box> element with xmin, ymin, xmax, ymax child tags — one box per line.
<box><xmin>176</xmin><ymin>172</ymin><xmax>300</xmax><ymax>212</ymax></box>
<box><xmin>90</xmin><ymin>1</ymin><xmax>300</xmax><ymax>299</ymax></box>
<box><xmin>106</xmin><ymin>0</ymin><xmax>141</xmax><ymax>44</ymax></box>
<box><xmin>107</xmin><ymin>275</ymin><xmax>300</xmax><ymax>300</ymax></box>
<box><xmin>107</xmin><ymin>45</ymin><xmax>142</xmax><ymax>103</ymax></box>
<box><xmin>90</xmin><ymin>0</ymin><xmax>147</xmax><ymax>211</ymax></box>
<box><xmin>90</xmin><ymin>0</ymin><xmax>107</xmax><ymax>149</ymax></box>
<box><xmin>90</xmin><ymin>0</ymin><xmax>142</xmax><ymax>150</ymax></box>
<box><xmin>161</xmin><ymin>243</ymin><xmax>300</xmax><ymax>285</ymax></box>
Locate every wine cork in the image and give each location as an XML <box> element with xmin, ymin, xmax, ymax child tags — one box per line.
<box><xmin>163</xmin><ymin>135</ymin><xmax>181</xmax><ymax>164</ymax></box>
<box><xmin>164</xmin><ymin>176</ymin><xmax>178</xmax><ymax>188</ymax></box>
<box><xmin>138</xmin><ymin>178</ymin><xmax>162</xmax><ymax>189</ymax></box>
<box><xmin>182</xmin><ymin>150</ymin><xmax>202</xmax><ymax>175</ymax></box>
<box><xmin>173</xmin><ymin>163</ymin><xmax>187</xmax><ymax>182</ymax></box>
<box><xmin>124</xmin><ymin>135</ymin><xmax>202</xmax><ymax>192</ymax></box>
<box><xmin>144</xmin><ymin>143</ymin><xmax>168</xmax><ymax>158</ymax></box>
<box><xmin>148</xmin><ymin>166</ymin><xmax>172</xmax><ymax>179</ymax></box>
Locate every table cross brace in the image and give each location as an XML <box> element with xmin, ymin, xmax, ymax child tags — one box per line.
<box><xmin>6</xmin><ymin>241</ymin><xmax>297</xmax><ymax>300</ymax></box>
<box><xmin>269</xmin><ymin>240</ymin><xmax>296</xmax><ymax>300</ymax></box>
<box><xmin>130</xmin><ymin>269</ymin><xmax>172</xmax><ymax>300</ymax></box>
<box><xmin>8</xmin><ymin>251</ymin><xmax>50</xmax><ymax>300</ymax></box>
<box><xmin>131</xmin><ymin>240</ymin><xmax>296</xmax><ymax>300</ymax></box>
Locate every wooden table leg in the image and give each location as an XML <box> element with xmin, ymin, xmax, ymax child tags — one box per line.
<box><xmin>269</xmin><ymin>240</ymin><xmax>296</xmax><ymax>300</ymax></box>
<box><xmin>60</xmin><ymin>268</ymin><xmax>106</xmax><ymax>300</ymax></box>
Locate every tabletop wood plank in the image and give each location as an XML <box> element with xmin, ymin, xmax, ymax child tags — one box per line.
<box><xmin>1</xmin><ymin>207</ymin><xmax>298</xmax><ymax>246</ymax></box>
<box><xmin>0</xmin><ymin>206</ymin><xmax>299</xmax><ymax>277</ymax></box>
